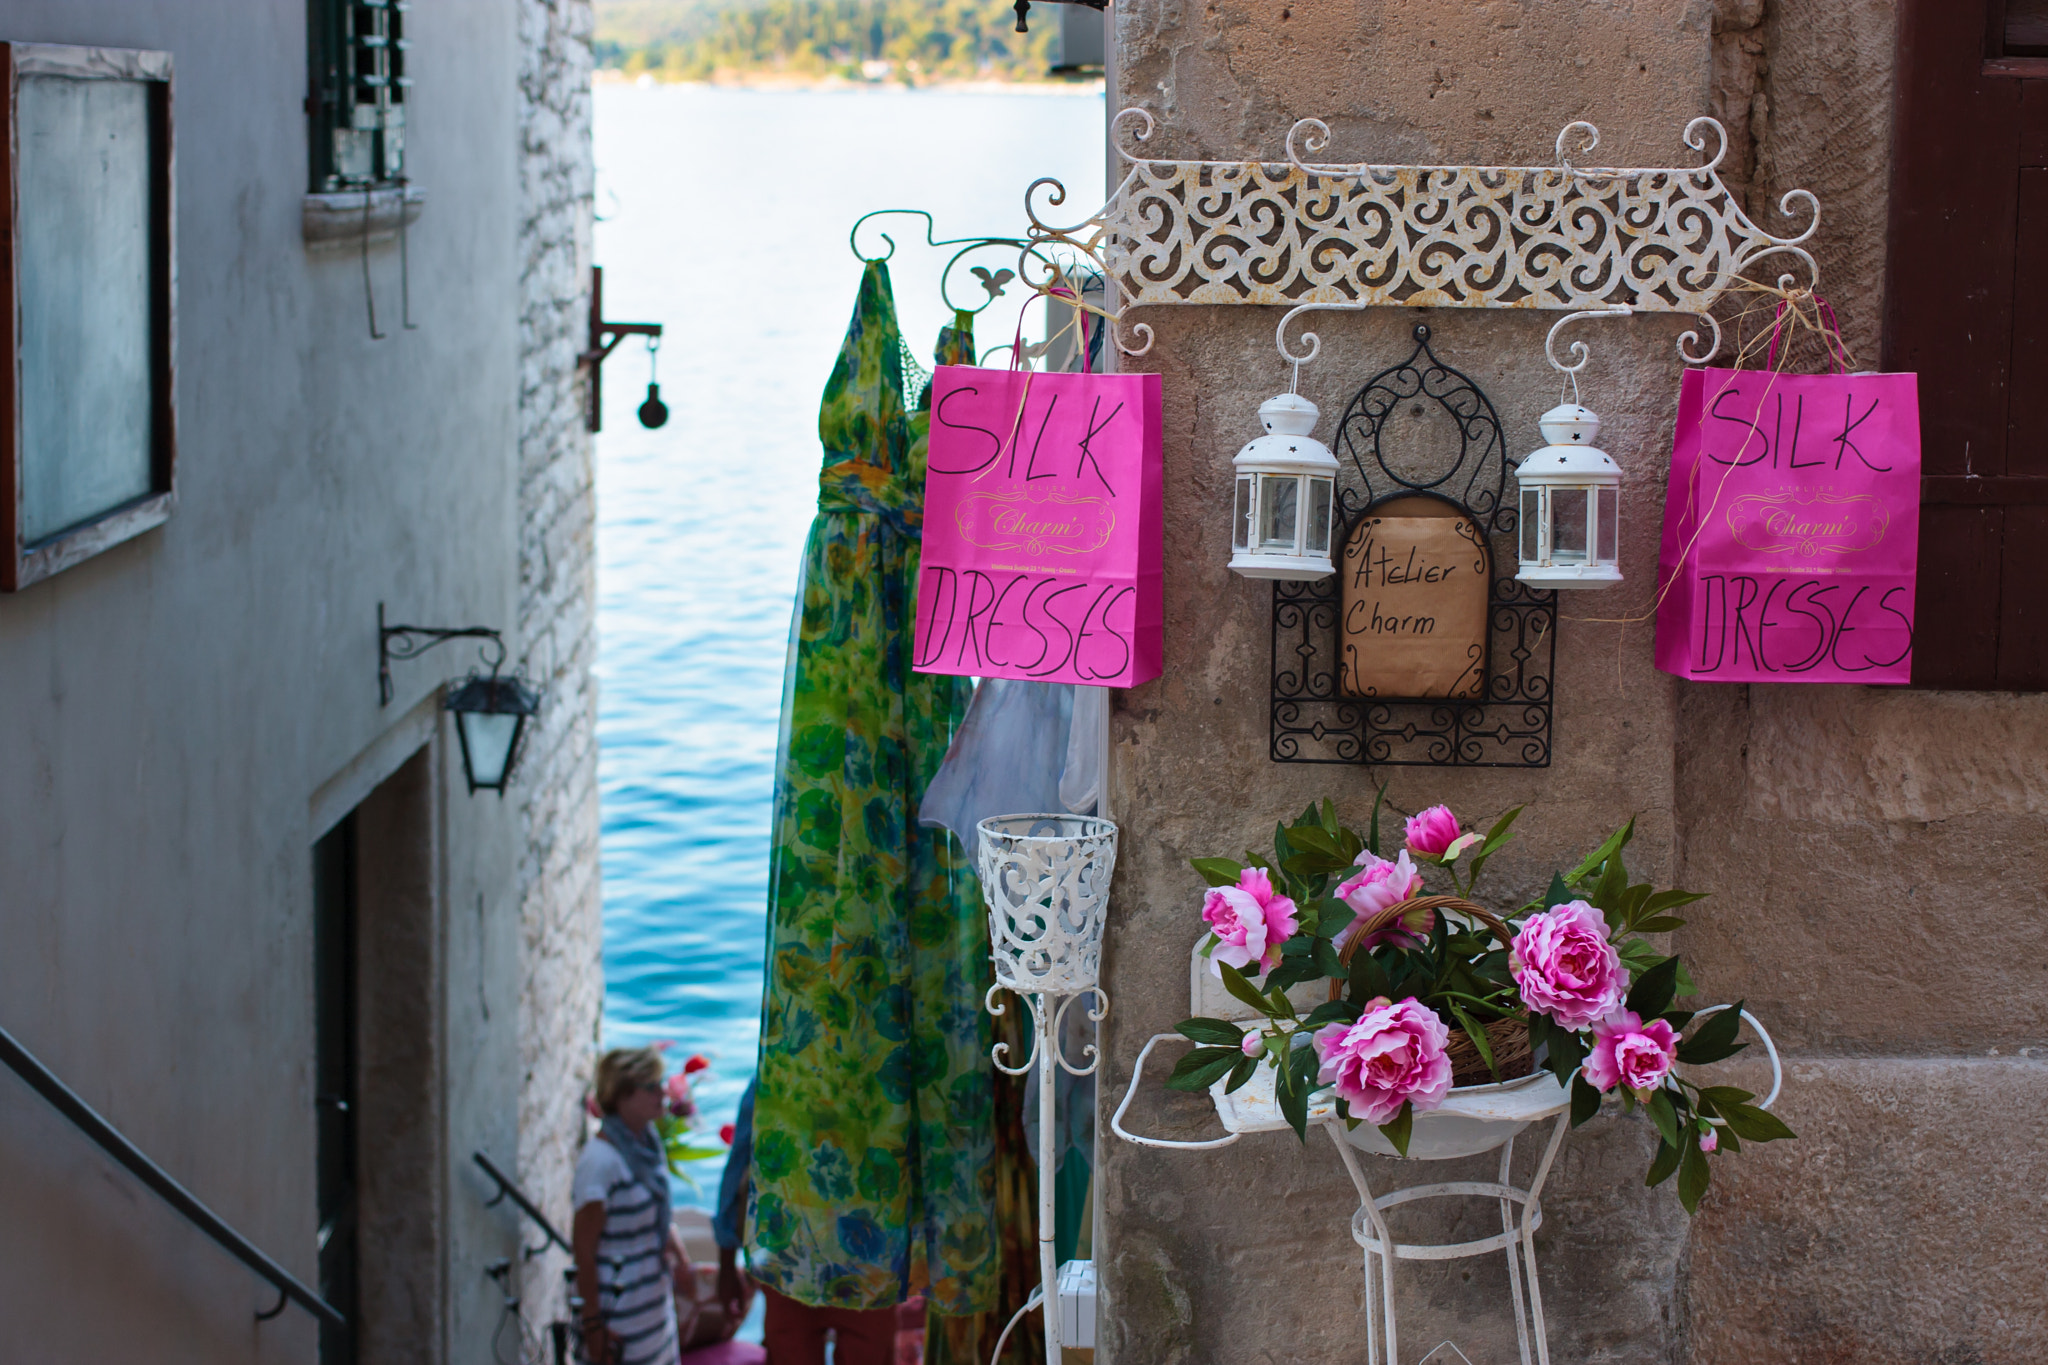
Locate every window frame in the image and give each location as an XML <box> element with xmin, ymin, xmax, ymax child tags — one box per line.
<box><xmin>0</xmin><ymin>42</ymin><xmax>177</xmax><ymax>593</ymax></box>
<box><xmin>307</xmin><ymin>0</ymin><xmax>411</xmax><ymax>191</ymax></box>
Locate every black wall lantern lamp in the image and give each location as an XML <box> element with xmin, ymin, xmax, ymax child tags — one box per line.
<box><xmin>378</xmin><ymin>604</ymin><xmax>543</xmax><ymax>796</ymax></box>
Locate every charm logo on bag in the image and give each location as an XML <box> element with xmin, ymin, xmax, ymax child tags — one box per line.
<box><xmin>953</xmin><ymin>491</ymin><xmax>1115</xmax><ymax>556</ymax></box>
<box><xmin>1725</xmin><ymin>490</ymin><xmax>1887</xmax><ymax>558</ymax></box>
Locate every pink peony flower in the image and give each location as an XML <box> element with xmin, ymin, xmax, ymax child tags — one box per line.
<box><xmin>1202</xmin><ymin>867</ymin><xmax>1299</xmax><ymax>978</ymax></box>
<box><xmin>1312</xmin><ymin>996</ymin><xmax>1453</xmax><ymax>1125</ymax></box>
<box><xmin>1405</xmin><ymin>805</ymin><xmax>1465</xmax><ymax>858</ymax></box>
<box><xmin>719</xmin><ymin>1122</ymin><xmax>737</xmax><ymax>1145</ymax></box>
<box><xmin>1510</xmin><ymin>899</ymin><xmax>1626</xmax><ymax>1029</ymax></box>
<box><xmin>1335</xmin><ymin>849</ymin><xmax>1429</xmax><ymax>950</ymax></box>
<box><xmin>1240</xmin><ymin>1032</ymin><xmax>1265</xmax><ymax>1058</ymax></box>
<box><xmin>1581</xmin><ymin>1009</ymin><xmax>1679</xmax><ymax>1099</ymax></box>
<box><xmin>1699</xmin><ymin>1128</ymin><xmax>1718</xmax><ymax>1153</ymax></box>
<box><xmin>682</xmin><ymin>1054</ymin><xmax>711</xmax><ymax>1075</ymax></box>
<box><xmin>664</xmin><ymin>1072</ymin><xmax>697</xmax><ymax>1118</ymax></box>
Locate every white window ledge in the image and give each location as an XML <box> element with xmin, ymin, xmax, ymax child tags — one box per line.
<box><xmin>302</xmin><ymin>185</ymin><xmax>426</xmax><ymax>249</ymax></box>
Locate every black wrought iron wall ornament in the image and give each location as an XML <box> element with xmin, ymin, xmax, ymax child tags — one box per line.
<box><xmin>1270</xmin><ymin>325</ymin><xmax>1558</xmax><ymax>768</ymax></box>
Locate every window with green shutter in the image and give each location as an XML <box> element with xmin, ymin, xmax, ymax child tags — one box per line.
<box><xmin>307</xmin><ymin>0</ymin><xmax>409</xmax><ymax>190</ymax></box>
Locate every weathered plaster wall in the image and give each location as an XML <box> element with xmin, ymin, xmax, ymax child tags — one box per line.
<box><xmin>0</xmin><ymin>1</ymin><xmax>597</xmax><ymax>1360</ymax></box>
<box><xmin>1101</xmin><ymin>4</ymin><xmax>1722</xmax><ymax>1361</ymax></box>
<box><xmin>512</xmin><ymin>0</ymin><xmax>606</xmax><ymax>1324</ymax></box>
<box><xmin>1676</xmin><ymin>3</ymin><xmax>2048</xmax><ymax>1360</ymax></box>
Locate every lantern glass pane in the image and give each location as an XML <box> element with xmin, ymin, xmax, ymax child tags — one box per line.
<box><xmin>1233</xmin><ymin>475</ymin><xmax>1252</xmax><ymax>552</ymax></box>
<box><xmin>1596</xmin><ymin>486</ymin><xmax>1618</xmax><ymax>565</ymax></box>
<box><xmin>1520</xmin><ymin>487</ymin><xmax>1541</xmax><ymax>564</ymax></box>
<box><xmin>1551</xmin><ymin>487</ymin><xmax>1589</xmax><ymax>563</ymax></box>
<box><xmin>1259</xmin><ymin>473</ymin><xmax>1298</xmax><ymax>551</ymax></box>
<box><xmin>458</xmin><ymin>710</ymin><xmax>521</xmax><ymax>789</ymax></box>
<box><xmin>1306</xmin><ymin>476</ymin><xmax>1332</xmax><ymax>555</ymax></box>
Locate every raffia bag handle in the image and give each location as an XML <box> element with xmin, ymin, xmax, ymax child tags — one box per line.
<box><xmin>1328</xmin><ymin>895</ymin><xmax>1516</xmax><ymax>1002</ymax></box>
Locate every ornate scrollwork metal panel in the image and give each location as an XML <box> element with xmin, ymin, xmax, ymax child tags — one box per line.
<box><xmin>1270</xmin><ymin>327</ymin><xmax>1557</xmax><ymax>768</ymax></box>
<box><xmin>1023</xmin><ymin>110</ymin><xmax>1820</xmax><ymax>361</ymax></box>
<box><xmin>975</xmin><ymin>813</ymin><xmax>1119</xmax><ymax>996</ymax></box>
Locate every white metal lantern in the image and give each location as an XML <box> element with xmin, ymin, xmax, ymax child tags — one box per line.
<box><xmin>1229</xmin><ymin>393</ymin><xmax>1339</xmax><ymax>581</ymax></box>
<box><xmin>1514</xmin><ymin>402</ymin><xmax>1623</xmax><ymax>590</ymax></box>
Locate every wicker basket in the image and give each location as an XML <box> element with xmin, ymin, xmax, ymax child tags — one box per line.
<box><xmin>1331</xmin><ymin>894</ymin><xmax>1534</xmax><ymax>1086</ymax></box>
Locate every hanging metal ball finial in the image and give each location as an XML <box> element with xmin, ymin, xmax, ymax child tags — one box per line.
<box><xmin>638</xmin><ymin>383</ymin><xmax>669</xmax><ymax>429</ymax></box>
<box><xmin>1014</xmin><ymin>0</ymin><xmax>1031</xmax><ymax>32</ymax></box>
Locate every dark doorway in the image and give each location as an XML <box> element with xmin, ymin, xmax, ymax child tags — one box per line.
<box><xmin>312</xmin><ymin>744</ymin><xmax>445</xmax><ymax>1363</ymax></box>
<box><xmin>313</xmin><ymin>814</ymin><xmax>360</xmax><ymax>1365</ymax></box>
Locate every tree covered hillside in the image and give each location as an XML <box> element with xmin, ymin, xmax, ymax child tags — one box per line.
<box><xmin>594</xmin><ymin>0</ymin><xmax>1061</xmax><ymax>83</ymax></box>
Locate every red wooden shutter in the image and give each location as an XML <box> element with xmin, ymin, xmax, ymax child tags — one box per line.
<box><xmin>1887</xmin><ymin>2</ymin><xmax>2048</xmax><ymax>686</ymax></box>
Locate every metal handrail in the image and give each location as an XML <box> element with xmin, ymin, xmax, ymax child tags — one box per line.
<box><xmin>472</xmin><ymin>1150</ymin><xmax>574</xmax><ymax>1256</ymax></box>
<box><xmin>0</xmin><ymin>1023</ymin><xmax>346</xmax><ymax>1329</ymax></box>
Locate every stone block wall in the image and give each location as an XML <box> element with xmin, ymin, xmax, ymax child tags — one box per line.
<box><xmin>1100</xmin><ymin>2</ymin><xmax>2044</xmax><ymax>1362</ymax></box>
<box><xmin>515</xmin><ymin>0</ymin><xmax>603</xmax><ymax>1320</ymax></box>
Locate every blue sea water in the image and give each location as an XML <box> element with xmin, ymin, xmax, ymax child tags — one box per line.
<box><xmin>592</xmin><ymin>83</ymin><xmax>1108</xmax><ymax>1206</ymax></box>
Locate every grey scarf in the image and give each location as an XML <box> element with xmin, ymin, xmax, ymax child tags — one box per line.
<box><xmin>599</xmin><ymin>1115</ymin><xmax>671</xmax><ymax>1216</ymax></box>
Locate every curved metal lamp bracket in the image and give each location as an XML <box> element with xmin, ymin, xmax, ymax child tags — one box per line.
<box><xmin>1017</xmin><ymin>110</ymin><xmax>1822</xmax><ymax>362</ymax></box>
<box><xmin>378</xmin><ymin>602</ymin><xmax>506</xmax><ymax>706</ymax></box>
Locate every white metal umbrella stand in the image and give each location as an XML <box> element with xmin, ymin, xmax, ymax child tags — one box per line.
<box><xmin>975</xmin><ymin>814</ymin><xmax>1121</xmax><ymax>1365</ymax></box>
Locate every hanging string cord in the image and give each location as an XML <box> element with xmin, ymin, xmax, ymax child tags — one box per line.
<box><xmin>1559</xmin><ymin>278</ymin><xmax>1856</xmax><ymax>634</ymax></box>
<box><xmin>361</xmin><ymin>186</ymin><xmax>385</xmax><ymax>340</ymax></box>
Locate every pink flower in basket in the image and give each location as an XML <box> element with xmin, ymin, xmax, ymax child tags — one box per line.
<box><xmin>1334</xmin><ymin>849</ymin><xmax>1428</xmax><ymax>950</ymax></box>
<box><xmin>1405</xmin><ymin>805</ymin><xmax>1482</xmax><ymax>861</ymax></box>
<box><xmin>1582</xmin><ymin>1009</ymin><xmax>1679</xmax><ymax>1100</ymax></box>
<box><xmin>1202</xmin><ymin>867</ymin><xmax>1299</xmax><ymax>977</ymax></box>
<box><xmin>1510</xmin><ymin>899</ymin><xmax>1625</xmax><ymax>1029</ymax></box>
<box><xmin>1312</xmin><ymin>997</ymin><xmax>1453</xmax><ymax>1126</ymax></box>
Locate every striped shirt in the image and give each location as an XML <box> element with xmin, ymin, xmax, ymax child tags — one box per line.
<box><xmin>573</xmin><ymin>1137</ymin><xmax>678</xmax><ymax>1365</ymax></box>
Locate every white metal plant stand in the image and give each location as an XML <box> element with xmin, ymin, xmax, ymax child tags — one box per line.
<box><xmin>976</xmin><ymin>813</ymin><xmax>1119</xmax><ymax>1365</ymax></box>
<box><xmin>1111</xmin><ymin>945</ymin><xmax>1785</xmax><ymax>1365</ymax></box>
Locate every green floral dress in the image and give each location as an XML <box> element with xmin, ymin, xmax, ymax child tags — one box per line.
<box><xmin>747</xmin><ymin>263</ymin><xmax>998</xmax><ymax>1315</ymax></box>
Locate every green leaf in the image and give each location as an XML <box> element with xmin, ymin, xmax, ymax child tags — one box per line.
<box><xmin>1224</xmin><ymin>1055</ymin><xmax>1258</xmax><ymax>1094</ymax></box>
<box><xmin>1633</xmin><ymin>915</ymin><xmax>1689</xmax><ymax>934</ymax></box>
<box><xmin>1446</xmin><ymin>1001</ymin><xmax>1498</xmax><ymax>1079</ymax></box>
<box><xmin>1677</xmin><ymin>1135</ymin><xmax>1712</xmax><ymax>1213</ymax></box>
<box><xmin>1646</xmin><ymin>1088</ymin><xmax>1682</xmax><ymax>1149</ymax></box>
<box><xmin>1566</xmin><ymin>819</ymin><xmax>1635</xmax><ymax>886</ymax></box>
<box><xmin>1720</xmin><ymin>1102</ymin><xmax>1796</xmax><ymax>1143</ymax></box>
<box><xmin>1303</xmin><ymin>999</ymin><xmax>1362</xmax><ymax>1028</ymax></box>
<box><xmin>1659</xmin><ymin>1010</ymin><xmax>1697</xmax><ymax>1033</ymax></box>
<box><xmin>1348</xmin><ymin>945</ymin><xmax>1392</xmax><ymax>1003</ymax></box>
<box><xmin>1463</xmin><ymin>804</ymin><xmax>1525</xmax><ymax>885</ymax></box>
<box><xmin>1615</xmin><ymin>938</ymin><xmax>1665</xmax><ymax>973</ymax></box>
<box><xmin>1570</xmin><ymin>1074</ymin><xmax>1603</xmax><ymax>1127</ymax></box>
<box><xmin>1320</xmin><ymin>796</ymin><xmax>1339</xmax><ymax>835</ymax></box>
<box><xmin>1164</xmin><ymin>1046</ymin><xmax>1241</xmax><ymax>1092</ymax></box>
<box><xmin>1591</xmin><ymin>855</ymin><xmax>1629</xmax><ymax>925</ymax></box>
<box><xmin>1697</xmin><ymin>1084</ymin><xmax>1755</xmax><ymax>1108</ymax></box>
<box><xmin>1319</xmin><ymin>898</ymin><xmax>1358</xmax><ymax>939</ymax></box>
<box><xmin>1367</xmin><ymin>782</ymin><xmax>1387</xmax><ymax>858</ymax></box>
<box><xmin>1674</xmin><ymin>958</ymin><xmax>1698</xmax><ymax>998</ymax></box>
<box><xmin>1276</xmin><ymin>1058</ymin><xmax>1311</xmax><ymax>1141</ymax></box>
<box><xmin>1218</xmin><ymin>962</ymin><xmax>1284</xmax><ymax>1018</ymax></box>
<box><xmin>1377</xmin><ymin>1100</ymin><xmax>1414</xmax><ymax>1157</ymax></box>
<box><xmin>1645</xmin><ymin>1139</ymin><xmax>1682</xmax><ymax>1188</ymax></box>
<box><xmin>1626</xmin><ymin>955</ymin><xmax>1681</xmax><ymax>1021</ymax></box>
<box><xmin>1313</xmin><ymin>938</ymin><xmax>1346</xmax><ymax>979</ymax></box>
<box><xmin>1176</xmin><ymin>1017</ymin><xmax>1247</xmax><ymax>1047</ymax></box>
<box><xmin>1541</xmin><ymin>1025</ymin><xmax>1588</xmax><ymax>1089</ymax></box>
<box><xmin>1287</xmin><ymin>824</ymin><xmax>1341</xmax><ymax>857</ymax></box>
<box><xmin>1190</xmin><ymin>857</ymin><xmax>1245</xmax><ymax>888</ymax></box>
<box><xmin>1676</xmin><ymin>1004</ymin><xmax>1747</xmax><ymax>1065</ymax></box>
<box><xmin>1641</xmin><ymin>888</ymin><xmax>1708</xmax><ymax>917</ymax></box>
<box><xmin>1543</xmin><ymin>872</ymin><xmax>1573</xmax><ymax>909</ymax></box>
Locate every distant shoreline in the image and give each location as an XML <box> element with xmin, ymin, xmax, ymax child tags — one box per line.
<box><xmin>594</xmin><ymin>68</ymin><xmax>1105</xmax><ymax>95</ymax></box>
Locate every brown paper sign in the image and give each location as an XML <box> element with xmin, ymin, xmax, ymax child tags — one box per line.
<box><xmin>1340</xmin><ymin>498</ymin><xmax>1490</xmax><ymax>699</ymax></box>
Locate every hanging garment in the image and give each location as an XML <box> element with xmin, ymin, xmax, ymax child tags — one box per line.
<box><xmin>747</xmin><ymin>266</ymin><xmax>997</xmax><ymax>1315</ymax></box>
<box><xmin>918</xmin><ymin>679</ymin><xmax>1075</xmax><ymax>853</ymax></box>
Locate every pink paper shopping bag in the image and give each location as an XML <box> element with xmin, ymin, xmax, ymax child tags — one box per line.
<box><xmin>913</xmin><ymin>362</ymin><xmax>1163</xmax><ymax>687</ymax></box>
<box><xmin>1654</xmin><ymin>366</ymin><xmax>1921</xmax><ymax>683</ymax></box>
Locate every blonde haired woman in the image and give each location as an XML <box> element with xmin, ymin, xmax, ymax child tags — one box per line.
<box><xmin>574</xmin><ymin>1047</ymin><xmax>687</xmax><ymax>1365</ymax></box>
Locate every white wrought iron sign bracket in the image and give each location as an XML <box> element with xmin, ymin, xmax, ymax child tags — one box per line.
<box><xmin>1021</xmin><ymin>109</ymin><xmax>1823</xmax><ymax>368</ymax></box>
